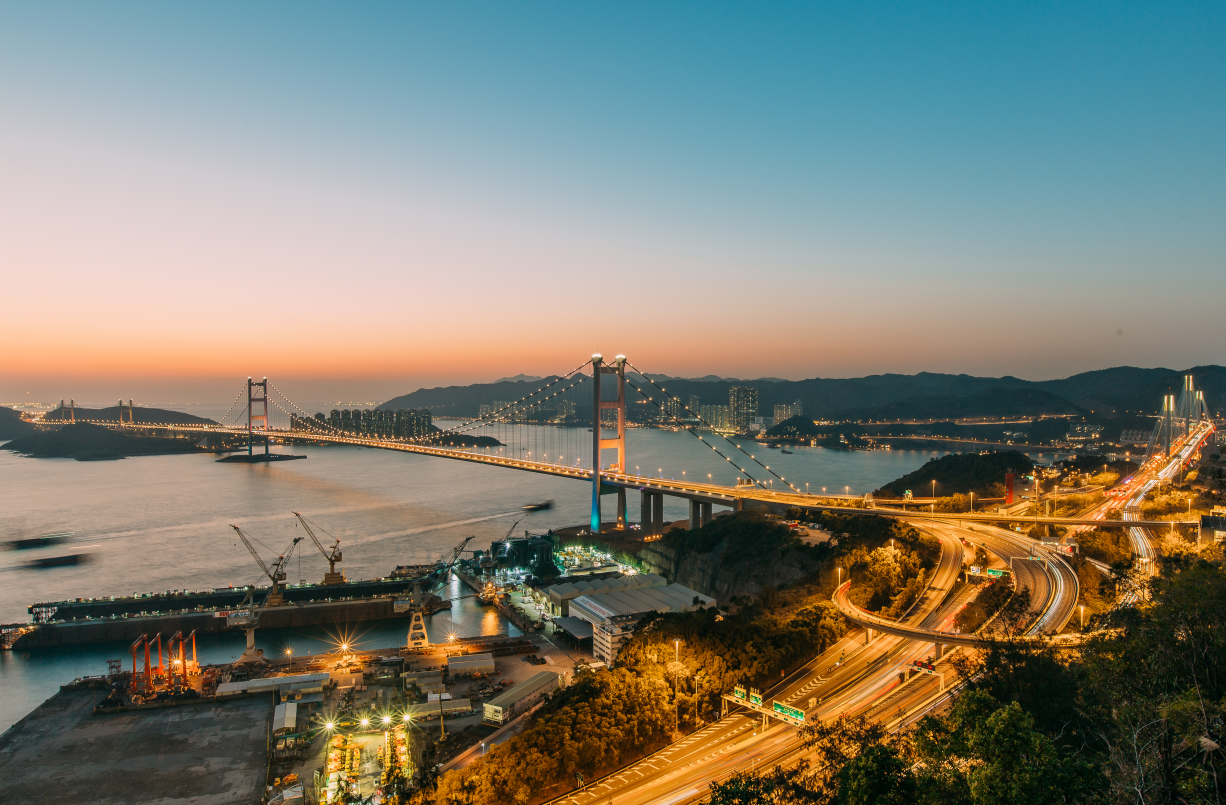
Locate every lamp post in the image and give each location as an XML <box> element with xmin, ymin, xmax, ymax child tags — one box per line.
<box><xmin>674</xmin><ymin>639</ymin><xmax>681</xmax><ymax>731</ymax></box>
<box><xmin>1079</xmin><ymin>604</ymin><xmax>1085</xmax><ymax>631</ymax></box>
<box><xmin>837</xmin><ymin>567</ymin><xmax>842</xmax><ymax>587</ymax></box>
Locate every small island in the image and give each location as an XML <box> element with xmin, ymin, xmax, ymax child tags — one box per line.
<box><xmin>2</xmin><ymin>423</ymin><xmax>207</xmax><ymax>461</ymax></box>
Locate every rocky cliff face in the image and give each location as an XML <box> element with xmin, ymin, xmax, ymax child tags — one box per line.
<box><xmin>635</xmin><ymin>539</ymin><xmax>821</xmax><ymax>604</ymax></box>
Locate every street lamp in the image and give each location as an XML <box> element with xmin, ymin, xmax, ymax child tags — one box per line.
<box><xmin>837</xmin><ymin>567</ymin><xmax>842</xmax><ymax>587</ymax></box>
<box><xmin>1079</xmin><ymin>605</ymin><xmax>1085</xmax><ymax>631</ymax></box>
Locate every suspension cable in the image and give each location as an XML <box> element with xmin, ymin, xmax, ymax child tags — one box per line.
<box><xmin>623</xmin><ymin>360</ymin><xmax>799</xmax><ymax>492</ymax></box>
<box><xmin>415</xmin><ymin>372</ymin><xmax>591</xmax><ymax>445</ymax></box>
<box><xmin>423</xmin><ymin>359</ymin><xmax>593</xmax><ymax>440</ymax></box>
<box><xmin>619</xmin><ymin>374</ymin><xmax>765</xmax><ymax>489</ymax></box>
<box><xmin>216</xmin><ymin>384</ymin><xmax>249</xmax><ymax>428</ymax></box>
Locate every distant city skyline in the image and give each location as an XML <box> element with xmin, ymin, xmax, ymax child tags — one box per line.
<box><xmin>2</xmin><ymin>3</ymin><xmax>1223</xmax><ymax>402</ymax></box>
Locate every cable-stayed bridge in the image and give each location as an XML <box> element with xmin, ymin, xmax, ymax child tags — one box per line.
<box><xmin>39</xmin><ymin>356</ymin><xmax>1213</xmax><ymax>534</ymax></box>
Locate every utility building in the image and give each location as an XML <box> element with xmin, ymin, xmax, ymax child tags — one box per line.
<box><xmin>570</xmin><ymin>582</ymin><xmax>715</xmax><ymax>664</ymax></box>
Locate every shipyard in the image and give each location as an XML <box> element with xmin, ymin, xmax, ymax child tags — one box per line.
<box><xmin>0</xmin><ymin>507</ymin><xmax>707</xmax><ymax>804</ymax></box>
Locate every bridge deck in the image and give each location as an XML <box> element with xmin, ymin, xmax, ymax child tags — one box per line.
<box><xmin>42</xmin><ymin>420</ymin><xmax>1199</xmax><ymax>528</ymax></box>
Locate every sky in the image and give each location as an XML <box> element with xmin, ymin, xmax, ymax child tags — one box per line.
<box><xmin>1</xmin><ymin>2</ymin><xmax>1223</xmax><ymax>405</ymax></box>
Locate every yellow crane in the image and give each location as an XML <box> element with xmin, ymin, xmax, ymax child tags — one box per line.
<box><xmin>230</xmin><ymin>525</ymin><xmax>302</xmax><ymax>606</ymax></box>
<box><xmin>292</xmin><ymin>511</ymin><xmax>344</xmax><ymax>585</ymax></box>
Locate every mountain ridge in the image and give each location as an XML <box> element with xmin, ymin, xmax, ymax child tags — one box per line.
<box><xmin>378</xmin><ymin>365</ymin><xmax>1226</xmax><ymax>421</ymax></box>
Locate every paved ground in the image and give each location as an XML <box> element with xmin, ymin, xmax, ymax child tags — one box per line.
<box><xmin>0</xmin><ymin>689</ymin><xmax>272</xmax><ymax>805</ymax></box>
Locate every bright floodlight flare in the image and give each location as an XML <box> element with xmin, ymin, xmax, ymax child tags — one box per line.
<box><xmin>326</xmin><ymin>721</ymin><xmax>335</xmax><ymax>730</ymax></box>
<box><xmin>382</xmin><ymin>715</ymin><xmax>391</xmax><ymax>725</ymax></box>
<box><xmin>360</xmin><ymin>718</ymin><xmax>369</xmax><ymax>727</ymax></box>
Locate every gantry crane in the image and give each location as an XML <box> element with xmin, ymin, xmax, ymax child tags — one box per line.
<box><xmin>403</xmin><ymin>535</ymin><xmax>475</xmax><ymax>651</ymax></box>
<box><xmin>292</xmin><ymin>511</ymin><xmax>344</xmax><ymax>585</ymax></box>
<box><xmin>230</xmin><ymin>525</ymin><xmax>303</xmax><ymax>607</ymax></box>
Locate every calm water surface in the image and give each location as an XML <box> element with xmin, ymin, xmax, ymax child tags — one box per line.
<box><xmin>0</xmin><ymin>426</ymin><xmax>949</xmax><ymax>731</ymax></box>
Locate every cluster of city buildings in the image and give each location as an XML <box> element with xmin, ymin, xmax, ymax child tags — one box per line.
<box><xmin>291</xmin><ymin>408</ymin><xmax>435</xmax><ymax>440</ymax></box>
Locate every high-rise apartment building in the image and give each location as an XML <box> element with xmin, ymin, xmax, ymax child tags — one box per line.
<box><xmin>772</xmin><ymin>399</ymin><xmax>805</xmax><ymax>426</ymax></box>
<box><xmin>688</xmin><ymin>396</ymin><xmax>701</xmax><ymax>417</ymax></box>
<box><xmin>663</xmin><ymin>397</ymin><xmax>683</xmax><ymax>424</ymax></box>
<box><xmin>728</xmin><ymin>386</ymin><xmax>758</xmax><ymax>432</ymax></box>
<box><xmin>700</xmin><ymin>404</ymin><xmax>731</xmax><ymax>430</ymax></box>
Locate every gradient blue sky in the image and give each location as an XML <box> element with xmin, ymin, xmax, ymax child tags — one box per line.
<box><xmin>1</xmin><ymin>2</ymin><xmax>1223</xmax><ymax>402</ymax></box>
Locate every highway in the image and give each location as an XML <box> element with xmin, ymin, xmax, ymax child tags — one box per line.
<box><xmin>834</xmin><ymin>518</ymin><xmax>1079</xmax><ymax>646</ymax></box>
<box><xmin>546</xmin><ymin>527</ymin><xmax>976</xmax><ymax>805</ymax></box>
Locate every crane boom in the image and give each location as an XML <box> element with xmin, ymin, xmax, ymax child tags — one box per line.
<box><xmin>291</xmin><ymin>511</ymin><xmax>343</xmax><ymax>584</ymax></box>
<box><xmin>230</xmin><ymin>525</ymin><xmax>273</xmax><ymax>581</ymax></box>
<box><xmin>270</xmin><ymin>537</ymin><xmax>304</xmax><ymax>582</ymax></box>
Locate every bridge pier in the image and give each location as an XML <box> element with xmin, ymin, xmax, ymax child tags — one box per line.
<box><xmin>865</xmin><ymin>627</ymin><xmax>874</xmax><ymax>644</ymax></box>
<box><xmin>934</xmin><ymin>643</ymin><xmax>946</xmax><ymax>658</ymax></box>
<box><xmin>616</xmin><ymin>488</ymin><xmax>627</xmax><ymax>529</ymax></box>
<box><xmin>641</xmin><ymin>491</ymin><xmax>665</xmax><ymax>536</ymax></box>
<box><xmin>701</xmin><ymin>502</ymin><xmax>712</xmax><ymax>527</ymax></box>
<box><xmin>689</xmin><ymin>500</ymin><xmax>702</xmax><ymax>530</ymax></box>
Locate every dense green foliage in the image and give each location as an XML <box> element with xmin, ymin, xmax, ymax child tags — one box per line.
<box><xmin>1078</xmin><ymin>526</ymin><xmax>1132</xmax><ymax>565</ymax></box>
<box><xmin>663</xmin><ymin>509</ymin><xmax>813</xmax><ymax>559</ymax></box>
<box><xmin>2</xmin><ymin>422</ymin><xmax>204</xmax><ymax>459</ymax></box>
<box><xmin>953</xmin><ymin>576</ymin><xmax>1012</xmax><ymax>633</ymax></box>
<box><xmin>430</xmin><ymin>667</ymin><xmax>673</xmax><ymax>804</ymax></box>
<box><xmin>710</xmin><ymin>556</ymin><xmax>1226</xmax><ymax>805</ymax></box>
<box><xmin>876</xmin><ymin>450</ymin><xmax>1034</xmax><ymax>498</ymax></box>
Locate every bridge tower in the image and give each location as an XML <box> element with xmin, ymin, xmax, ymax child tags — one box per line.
<box><xmin>1161</xmin><ymin>394</ymin><xmax>1175</xmax><ymax>458</ymax></box>
<box><xmin>590</xmin><ymin>355</ymin><xmax>628</xmax><ymax>534</ymax></box>
<box><xmin>247</xmin><ymin>378</ymin><xmax>270</xmax><ymax>457</ymax></box>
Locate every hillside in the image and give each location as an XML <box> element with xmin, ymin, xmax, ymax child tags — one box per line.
<box><xmin>41</xmin><ymin>405</ymin><xmax>218</xmax><ymax>426</ymax></box>
<box><xmin>0</xmin><ymin>408</ymin><xmax>35</xmax><ymax>440</ymax></box>
<box><xmin>2</xmin><ymin>423</ymin><xmax>206</xmax><ymax>460</ymax></box>
<box><xmin>876</xmin><ymin>450</ymin><xmax>1034</xmax><ymax>498</ymax></box>
<box><xmin>839</xmin><ymin>387</ymin><xmax>1083</xmax><ymax>421</ymax></box>
<box><xmin>377</xmin><ymin>365</ymin><xmax>1225</xmax><ymax>422</ymax></box>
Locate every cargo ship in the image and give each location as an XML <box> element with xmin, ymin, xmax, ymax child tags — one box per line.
<box><xmin>5</xmin><ymin>572</ymin><xmax>454</xmax><ymax>650</ymax></box>
<box><xmin>3</xmin><ymin>523</ymin><xmax>475</xmax><ymax>650</ymax></box>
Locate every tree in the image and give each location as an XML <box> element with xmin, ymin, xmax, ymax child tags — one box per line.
<box><xmin>835</xmin><ymin>744</ymin><xmax>916</xmax><ymax>805</ymax></box>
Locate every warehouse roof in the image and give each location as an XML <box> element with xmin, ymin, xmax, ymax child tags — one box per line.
<box><xmin>544</xmin><ymin>573</ymin><xmax>667</xmax><ymax>605</ymax></box>
<box><xmin>486</xmin><ymin>671</ymin><xmax>563</xmax><ymax>709</ymax></box>
<box><xmin>216</xmin><ymin>672</ymin><xmax>330</xmax><ymax>697</ymax></box>
<box><xmin>570</xmin><ymin>583</ymin><xmax>713</xmax><ymax>621</ymax></box>
<box><xmin>553</xmin><ymin>616</ymin><xmax>594</xmax><ymax>640</ymax></box>
<box><xmin>446</xmin><ymin>653</ymin><xmax>493</xmax><ymax>667</ymax></box>
<box><xmin>405</xmin><ymin>698</ymin><xmax>473</xmax><ymax>718</ymax></box>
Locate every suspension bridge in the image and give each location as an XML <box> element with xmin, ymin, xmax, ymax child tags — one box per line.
<box><xmin>38</xmin><ymin>356</ymin><xmax>1215</xmax><ymax>535</ymax></box>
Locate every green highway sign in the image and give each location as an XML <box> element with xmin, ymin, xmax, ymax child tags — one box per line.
<box><xmin>773</xmin><ymin>702</ymin><xmax>805</xmax><ymax>723</ymax></box>
<box><xmin>733</xmin><ymin>686</ymin><xmax>746</xmax><ymax>700</ymax></box>
<box><xmin>985</xmin><ymin>568</ymin><xmax>1005</xmax><ymax>577</ymax></box>
<box><xmin>750</xmin><ymin>692</ymin><xmax>762</xmax><ymax>707</ymax></box>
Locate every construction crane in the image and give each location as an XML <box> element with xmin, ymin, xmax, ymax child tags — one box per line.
<box><xmin>230</xmin><ymin>525</ymin><xmax>303</xmax><ymax>607</ymax></box>
<box><xmin>292</xmin><ymin>511</ymin><xmax>344</xmax><ymax>585</ymax></box>
<box><xmin>428</xmin><ymin>535</ymin><xmax>475</xmax><ymax>595</ymax></box>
